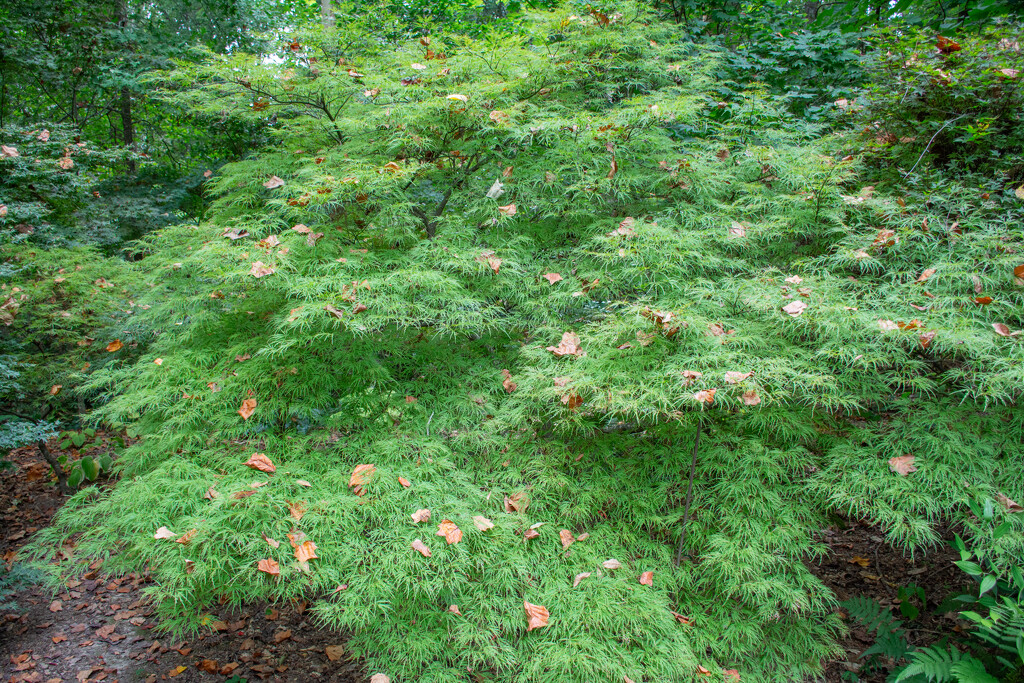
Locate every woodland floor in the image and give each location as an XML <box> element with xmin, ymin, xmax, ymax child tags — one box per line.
<box><xmin>1</xmin><ymin>439</ymin><xmax>970</xmax><ymax>683</ymax></box>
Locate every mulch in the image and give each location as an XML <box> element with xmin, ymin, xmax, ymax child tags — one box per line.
<box><xmin>3</xmin><ymin>439</ymin><xmax>972</xmax><ymax>683</ymax></box>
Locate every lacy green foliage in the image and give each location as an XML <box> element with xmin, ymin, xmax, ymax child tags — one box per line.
<box><xmin>0</xmin><ymin>245</ymin><xmax>143</xmax><ymax>429</ymax></box>
<box><xmin>29</xmin><ymin>5</ymin><xmax>1024</xmax><ymax>682</ymax></box>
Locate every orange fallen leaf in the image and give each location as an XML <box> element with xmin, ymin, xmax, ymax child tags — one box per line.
<box><xmin>497</xmin><ymin>203</ymin><xmax>516</xmax><ymax>217</ymax></box>
<box><xmin>848</xmin><ymin>556</ymin><xmax>870</xmax><ymax>567</ymax></box>
<box><xmin>257</xmin><ymin>558</ymin><xmax>280</xmax><ymax>576</ymax></box>
<box><xmin>349</xmin><ymin>463</ymin><xmax>377</xmax><ymax>496</ymax></box>
<box><xmin>543</xmin><ymin>272</ymin><xmax>563</xmax><ymax>284</ymax></box>
<box><xmin>524</xmin><ymin>601</ymin><xmax>550</xmax><ymax>631</ymax></box>
<box><xmin>724</xmin><ymin>670</ymin><xmax>740</xmax><ymax>683</ymax></box>
<box><xmin>559</xmin><ymin>529</ymin><xmax>574</xmax><ymax>550</ymax></box>
<box><xmin>175</xmin><ymin>529</ymin><xmax>197</xmax><ymax>545</ymax></box>
<box><xmin>697</xmin><ymin>665</ymin><xmax>712</xmax><ymax>676</ymax></box>
<box><xmin>289</xmin><ymin>500</ymin><xmax>306</xmax><ymax>521</ymax></box>
<box><xmin>448</xmin><ymin>604</ymin><xmax>462</xmax><ymax>616</ymax></box>
<box><xmin>639</xmin><ymin>571</ymin><xmax>653</xmax><ymax>586</ymax></box>
<box><xmin>238</xmin><ymin>398</ymin><xmax>257</xmax><ymax>420</ymax></box>
<box><xmin>106</xmin><ymin>339</ymin><xmax>123</xmax><ymax>352</ymax></box>
<box><xmin>398</xmin><ymin>476</ymin><xmax>411</xmax><ymax>488</ymax></box>
<box><xmin>245</xmin><ymin>452</ymin><xmax>275</xmax><ymax>473</ymax></box>
<box><xmin>437</xmin><ymin>519</ymin><xmax>462</xmax><ymax>544</ymax></box>
<box><xmin>294</xmin><ymin>541</ymin><xmax>318</xmax><ymax>562</ymax></box>
<box><xmin>411</xmin><ymin>508</ymin><xmax>431</xmax><ymax>523</ymax></box>
<box><xmin>411</xmin><ymin>538</ymin><xmax>432</xmax><ymax>557</ymax></box>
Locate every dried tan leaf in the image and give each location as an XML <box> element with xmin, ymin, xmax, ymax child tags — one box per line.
<box><xmin>294</xmin><ymin>541</ymin><xmax>318</xmax><ymax>563</ymax></box>
<box><xmin>349</xmin><ymin>463</ymin><xmax>377</xmax><ymax>496</ymax></box>
<box><xmin>559</xmin><ymin>529</ymin><xmax>575</xmax><ymax>550</ymax></box>
<box><xmin>411</xmin><ymin>538</ymin><xmax>432</xmax><ymax>557</ymax></box>
<box><xmin>573</xmin><ymin>572</ymin><xmax>591</xmax><ymax>588</ymax></box>
<box><xmin>153</xmin><ymin>526</ymin><xmax>177</xmax><ymax>540</ymax></box>
<box><xmin>504</xmin><ymin>491</ymin><xmax>529</xmax><ymax>513</ymax></box>
<box><xmin>411</xmin><ymin>509</ymin><xmax>431</xmax><ymax>523</ymax></box>
<box><xmin>782</xmin><ymin>300</ymin><xmax>807</xmax><ymax>316</ymax></box>
<box><xmin>245</xmin><ymin>452</ymin><xmax>275</xmax><ymax>473</ymax></box>
<box><xmin>524</xmin><ymin>601</ymin><xmax>550</xmax><ymax>631</ymax></box>
<box><xmin>436</xmin><ymin>519</ymin><xmax>462</xmax><ymax>545</ymax></box>
<box><xmin>238</xmin><ymin>398</ymin><xmax>257</xmax><ymax>420</ymax></box>
<box><xmin>639</xmin><ymin>571</ymin><xmax>653</xmax><ymax>586</ymax></box>
<box><xmin>263</xmin><ymin>175</ymin><xmax>285</xmax><ymax>189</ymax></box>
<box><xmin>543</xmin><ymin>272</ymin><xmax>562</xmax><ymax>284</ymax></box>
<box><xmin>723</xmin><ymin>371</ymin><xmax>753</xmax><ymax>384</ymax></box>
<box><xmin>546</xmin><ymin>331</ymin><xmax>583</xmax><ymax>357</ymax></box>
<box><xmin>472</xmin><ymin>515</ymin><xmax>494</xmax><ymax>531</ymax></box>
<box><xmin>888</xmin><ymin>454</ymin><xmax>917</xmax><ymax>476</ymax></box>
<box><xmin>602</xmin><ymin>558</ymin><xmax>622</xmax><ymax>570</ymax></box>
<box><xmin>257</xmin><ymin>559</ymin><xmax>280</xmax><ymax>576</ymax></box>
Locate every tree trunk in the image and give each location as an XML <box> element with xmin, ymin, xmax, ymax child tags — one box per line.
<box><xmin>115</xmin><ymin>0</ymin><xmax>136</xmax><ymax>172</ymax></box>
<box><xmin>37</xmin><ymin>440</ymin><xmax>72</xmax><ymax>495</ymax></box>
<box><xmin>321</xmin><ymin>0</ymin><xmax>335</xmax><ymax>29</ymax></box>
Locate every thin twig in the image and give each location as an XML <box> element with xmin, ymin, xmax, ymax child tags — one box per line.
<box><xmin>903</xmin><ymin>114</ymin><xmax>967</xmax><ymax>180</ymax></box>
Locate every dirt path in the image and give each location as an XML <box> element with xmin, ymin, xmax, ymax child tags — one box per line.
<box><xmin>2</xmin><ymin>443</ymin><xmax>366</xmax><ymax>683</ymax></box>
<box><xmin>3</xmin><ymin>441</ymin><xmax>968</xmax><ymax>683</ymax></box>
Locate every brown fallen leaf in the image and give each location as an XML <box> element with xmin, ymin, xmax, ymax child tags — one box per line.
<box><xmin>411</xmin><ymin>538</ymin><xmax>432</xmax><ymax>557</ymax></box>
<box><xmin>106</xmin><ymin>339</ymin><xmax>123</xmax><ymax>352</ymax></box>
<box><xmin>573</xmin><ymin>572</ymin><xmax>591</xmax><ymax>588</ymax></box>
<box><xmin>294</xmin><ymin>541</ymin><xmax>318</xmax><ymax>563</ymax></box>
<box><xmin>349</xmin><ymin>463</ymin><xmax>377</xmax><ymax>496</ymax></box>
<box><xmin>504</xmin><ymin>491</ymin><xmax>529</xmax><ymax>513</ymax></box>
<box><xmin>257</xmin><ymin>558</ymin><xmax>280</xmax><ymax>576</ymax></box>
<box><xmin>175</xmin><ymin>529</ymin><xmax>197</xmax><ymax>545</ymax></box>
<box><xmin>603</xmin><ymin>558</ymin><xmax>622</xmax><ymax>570</ymax></box>
<box><xmin>546</xmin><ymin>331</ymin><xmax>583</xmax><ymax>358</ymax></box>
<box><xmin>524</xmin><ymin>600</ymin><xmax>550</xmax><ymax>631</ymax></box>
<box><xmin>473</xmin><ymin>515</ymin><xmax>494</xmax><ymax>531</ymax></box>
<box><xmin>437</xmin><ymin>519</ymin><xmax>462</xmax><ymax>544</ymax></box>
<box><xmin>888</xmin><ymin>454</ymin><xmax>917</xmax><ymax>476</ymax></box>
<box><xmin>741</xmin><ymin>390</ymin><xmax>761</xmax><ymax>406</ymax></box>
<box><xmin>49</xmin><ymin>600</ymin><xmax>62</xmax><ymax>612</ymax></box>
<box><xmin>245</xmin><ymin>452</ymin><xmax>275</xmax><ymax>473</ymax></box>
<box><xmin>782</xmin><ymin>300</ymin><xmax>807</xmax><ymax>317</ymax></box>
<box><xmin>238</xmin><ymin>398</ymin><xmax>257</xmax><ymax>420</ymax></box>
<box><xmin>411</xmin><ymin>509</ymin><xmax>431</xmax><ymax>523</ymax></box>
<box><xmin>993</xmin><ymin>323</ymin><xmax>1012</xmax><ymax>337</ymax></box>
<box><xmin>725</xmin><ymin>670</ymin><xmax>741</xmax><ymax>683</ymax></box>
<box><xmin>559</xmin><ymin>529</ymin><xmax>574</xmax><ymax>550</ymax></box>
<box><xmin>448</xmin><ymin>604</ymin><xmax>463</xmax><ymax>616</ymax></box>
<box><xmin>996</xmin><ymin>493</ymin><xmax>1023</xmax><ymax>513</ymax></box>
<box><xmin>848</xmin><ymin>555</ymin><xmax>870</xmax><ymax>567</ymax></box>
<box><xmin>543</xmin><ymin>273</ymin><xmax>563</xmax><ymax>284</ymax></box>
<box><xmin>639</xmin><ymin>571</ymin><xmax>654</xmax><ymax>586</ymax></box>
<box><xmin>263</xmin><ymin>175</ymin><xmax>285</xmax><ymax>189</ymax></box>
<box><xmin>198</xmin><ymin>660</ymin><xmax>219</xmax><ymax>673</ymax></box>
<box><xmin>250</xmin><ymin>261</ymin><xmax>275</xmax><ymax>278</ymax></box>
<box><xmin>325</xmin><ymin>645</ymin><xmax>345</xmax><ymax>661</ymax></box>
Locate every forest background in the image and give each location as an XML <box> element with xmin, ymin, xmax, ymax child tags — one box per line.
<box><xmin>1</xmin><ymin>0</ymin><xmax>1024</xmax><ymax>680</ymax></box>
